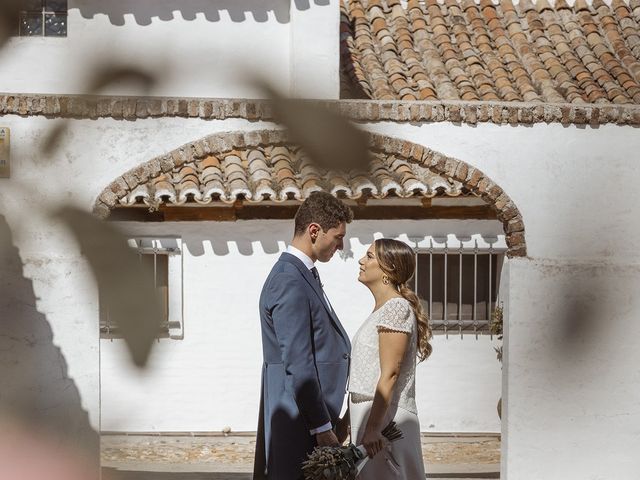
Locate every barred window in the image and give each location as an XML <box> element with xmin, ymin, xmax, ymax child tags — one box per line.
<box><xmin>413</xmin><ymin>240</ymin><xmax>505</xmax><ymax>338</ymax></box>
<box><xmin>100</xmin><ymin>238</ymin><xmax>183</xmax><ymax>340</ymax></box>
<box><xmin>16</xmin><ymin>1</ymin><xmax>67</xmax><ymax>37</ymax></box>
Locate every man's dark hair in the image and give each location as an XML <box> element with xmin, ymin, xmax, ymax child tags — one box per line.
<box><xmin>294</xmin><ymin>191</ymin><xmax>354</xmax><ymax>236</ymax></box>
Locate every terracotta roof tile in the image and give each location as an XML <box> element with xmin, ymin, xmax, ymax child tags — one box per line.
<box><xmin>121</xmin><ymin>142</ymin><xmax>470</xmax><ymax>208</ymax></box>
<box><xmin>341</xmin><ymin>0</ymin><xmax>640</xmax><ymax>105</ymax></box>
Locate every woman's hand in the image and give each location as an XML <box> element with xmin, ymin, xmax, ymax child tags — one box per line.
<box><xmin>361</xmin><ymin>428</ymin><xmax>385</xmax><ymax>458</ymax></box>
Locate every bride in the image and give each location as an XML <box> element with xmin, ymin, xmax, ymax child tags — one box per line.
<box><xmin>346</xmin><ymin>238</ymin><xmax>432</xmax><ymax>479</ymax></box>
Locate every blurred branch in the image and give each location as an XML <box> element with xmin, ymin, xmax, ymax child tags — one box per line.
<box><xmin>41</xmin><ymin>66</ymin><xmax>157</xmax><ymax>157</ymax></box>
<box><xmin>260</xmin><ymin>83</ymin><xmax>371</xmax><ymax>172</ymax></box>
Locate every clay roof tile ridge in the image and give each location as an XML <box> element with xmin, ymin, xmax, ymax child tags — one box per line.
<box><xmin>536</xmin><ymin>0</ymin><xmax>553</xmax><ymax>13</ymax></box>
<box><xmin>500</xmin><ymin>0</ymin><xmax>517</xmax><ymax>14</ymax></box>
<box><xmin>574</xmin><ymin>0</ymin><xmax>591</xmax><ymax>12</ymax></box>
<box><xmin>518</xmin><ymin>0</ymin><xmax>536</xmax><ymax>13</ymax></box>
<box><xmin>479</xmin><ymin>0</ymin><xmax>496</xmax><ymax>11</ymax></box>
<box><xmin>611</xmin><ymin>0</ymin><xmax>628</xmax><ymax>10</ymax></box>
<box><xmin>591</xmin><ymin>0</ymin><xmax>608</xmax><ymax>10</ymax></box>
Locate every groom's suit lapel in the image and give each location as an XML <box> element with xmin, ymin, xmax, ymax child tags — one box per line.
<box><xmin>279</xmin><ymin>252</ymin><xmax>350</xmax><ymax>345</ymax></box>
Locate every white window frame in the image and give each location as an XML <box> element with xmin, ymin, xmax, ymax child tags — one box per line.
<box><xmin>100</xmin><ymin>237</ymin><xmax>183</xmax><ymax>340</ymax></box>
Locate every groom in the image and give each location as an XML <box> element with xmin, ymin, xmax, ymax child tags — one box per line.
<box><xmin>253</xmin><ymin>192</ymin><xmax>354</xmax><ymax>480</ymax></box>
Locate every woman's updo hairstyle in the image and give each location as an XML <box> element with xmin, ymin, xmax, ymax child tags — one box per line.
<box><xmin>374</xmin><ymin>238</ymin><xmax>433</xmax><ymax>362</ymax></box>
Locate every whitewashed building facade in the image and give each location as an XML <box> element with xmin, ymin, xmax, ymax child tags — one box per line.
<box><xmin>1</xmin><ymin>1</ymin><xmax>640</xmax><ymax>479</ymax></box>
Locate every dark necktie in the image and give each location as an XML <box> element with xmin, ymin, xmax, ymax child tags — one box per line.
<box><xmin>311</xmin><ymin>267</ymin><xmax>334</xmax><ymax>313</ymax></box>
<box><xmin>310</xmin><ymin>267</ymin><xmax>323</xmax><ymax>290</ymax></box>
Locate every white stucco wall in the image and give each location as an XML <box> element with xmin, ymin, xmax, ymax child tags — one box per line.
<box><xmin>0</xmin><ymin>1</ymin><xmax>340</xmax><ymax>99</ymax></box>
<box><xmin>503</xmin><ymin>260</ymin><xmax>640</xmax><ymax>479</ymax></box>
<box><xmin>290</xmin><ymin>0</ymin><xmax>340</xmax><ymax>98</ymax></box>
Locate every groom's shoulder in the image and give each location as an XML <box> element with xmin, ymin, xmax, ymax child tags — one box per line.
<box><xmin>269</xmin><ymin>253</ymin><xmax>301</xmax><ymax>276</ymax></box>
<box><xmin>262</xmin><ymin>258</ymin><xmax>304</xmax><ymax>297</ymax></box>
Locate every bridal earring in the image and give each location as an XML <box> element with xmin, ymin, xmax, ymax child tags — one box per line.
<box><xmin>382</xmin><ymin>275</ymin><xmax>390</xmax><ymax>285</ymax></box>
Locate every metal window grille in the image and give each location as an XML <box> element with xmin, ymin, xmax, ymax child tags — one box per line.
<box><xmin>99</xmin><ymin>239</ymin><xmax>182</xmax><ymax>340</ymax></box>
<box><xmin>413</xmin><ymin>241</ymin><xmax>505</xmax><ymax>339</ymax></box>
<box><xmin>17</xmin><ymin>1</ymin><xmax>67</xmax><ymax>37</ymax></box>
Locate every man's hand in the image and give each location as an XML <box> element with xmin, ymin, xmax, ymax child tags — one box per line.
<box><xmin>315</xmin><ymin>429</ymin><xmax>339</xmax><ymax>447</ymax></box>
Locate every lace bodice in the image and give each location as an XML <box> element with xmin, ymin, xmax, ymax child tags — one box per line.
<box><xmin>348</xmin><ymin>297</ymin><xmax>418</xmax><ymax>414</ymax></box>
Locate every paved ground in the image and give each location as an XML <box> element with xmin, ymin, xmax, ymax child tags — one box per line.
<box><xmin>101</xmin><ymin>434</ymin><xmax>500</xmax><ymax>479</ymax></box>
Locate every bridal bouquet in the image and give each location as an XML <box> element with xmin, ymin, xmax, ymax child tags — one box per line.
<box><xmin>301</xmin><ymin>422</ymin><xmax>403</xmax><ymax>480</ymax></box>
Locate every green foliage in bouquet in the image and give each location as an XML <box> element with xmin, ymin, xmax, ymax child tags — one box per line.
<box><xmin>302</xmin><ymin>443</ymin><xmax>363</xmax><ymax>480</ymax></box>
<box><xmin>302</xmin><ymin>422</ymin><xmax>403</xmax><ymax>480</ymax></box>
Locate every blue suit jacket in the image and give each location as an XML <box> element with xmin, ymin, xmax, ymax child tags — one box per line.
<box><xmin>253</xmin><ymin>252</ymin><xmax>351</xmax><ymax>480</ymax></box>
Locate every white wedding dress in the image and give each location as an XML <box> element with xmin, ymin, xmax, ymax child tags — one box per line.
<box><xmin>348</xmin><ymin>297</ymin><xmax>426</xmax><ymax>479</ymax></box>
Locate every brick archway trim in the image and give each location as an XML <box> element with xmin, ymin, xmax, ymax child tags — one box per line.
<box><xmin>368</xmin><ymin>133</ymin><xmax>526</xmax><ymax>258</ymax></box>
<box><xmin>94</xmin><ymin>129</ymin><xmax>526</xmax><ymax>257</ymax></box>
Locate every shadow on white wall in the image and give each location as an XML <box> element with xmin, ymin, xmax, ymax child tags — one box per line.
<box><xmin>0</xmin><ymin>215</ymin><xmax>98</xmax><ymax>454</ymax></box>
<box><xmin>74</xmin><ymin>0</ymin><xmax>331</xmax><ymax>25</ymax></box>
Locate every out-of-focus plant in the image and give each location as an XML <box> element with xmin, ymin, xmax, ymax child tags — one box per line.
<box><xmin>261</xmin><ymin>84</ymin><xmax>371</xmax><ymax>173</ymax></box>
<box><xmin>490</xmin><ymin>303</ymin><xmax>504</xmax><ymax>364</ymax></box>
<box><xmin>490</xmin><ymin>303</ymin><xmax>504</xmax><ymax>419</ymax></box>
<box><xmin>42</xmin><ymin>66</ymin><xmax>157</xmax><ymax>155</ymax></box>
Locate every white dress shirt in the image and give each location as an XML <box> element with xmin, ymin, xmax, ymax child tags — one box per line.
<box><xmin>286</xmin><ymin>245</ymin><xmax>333</xmax><ymax>312</ymax></box>
<box><xmin>285</xmin><ymin>245</ymin><xmax>334</xmax><ymax>436</ymax></box>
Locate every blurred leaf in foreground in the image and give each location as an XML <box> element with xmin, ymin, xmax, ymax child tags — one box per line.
<box><xmin>41</xmin><ymin>66</ymin><xmax>157</xmax><ymax>157</ymax></box>
<box><xmin>40</xmin><ymin>122</ymin><xmax>70</xmax><ymax>156</ymax></box>
<box><xmin>86</xmin><ymin>66</ymin><xmax>156</xmax><ymax>94</ymax></box>
<box><xmin>261</xmin><ymin>84</ymin><xmax>371</xmax><ymax>172</ymax></box>
<box><xmin>56</xmin><ymin>206</ymin><xmax>163</xmax><ymax>367</ymax></box>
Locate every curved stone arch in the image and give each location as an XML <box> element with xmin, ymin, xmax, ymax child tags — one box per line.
<box><xmin>367</xmin><ymin>133</ymin><xmax>526</xmax><ymax>258</ymax></box>
<box><xmin>94</xmin><ymin>129</ymin><xmax>526</xmax><ymax>257</ymax></box>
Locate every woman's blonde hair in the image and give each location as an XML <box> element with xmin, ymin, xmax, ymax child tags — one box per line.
<box><xmin>374</xmin><ymin>238</ymin><xmax>433</xmax><ymax>362</ymax></box>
